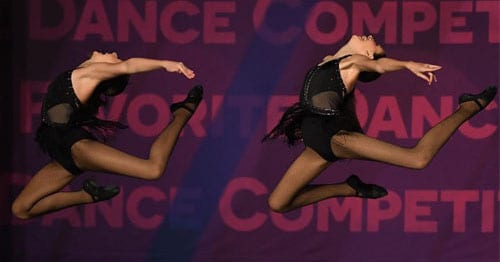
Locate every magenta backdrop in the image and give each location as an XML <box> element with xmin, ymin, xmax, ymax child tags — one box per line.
<box><xmin>3</xmin><ymin>0</ymin><xmax>499</xmax><ymax>261</ymax></box>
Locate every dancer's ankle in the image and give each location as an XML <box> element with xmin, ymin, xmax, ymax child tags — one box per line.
<box><xmin>458</xmin><ymin>86</ymin><xmax>497</xmax><ymax>116</ymax></box>
<box><xmin>172</xmin><ymin>108</ymin><xmax>193</xmax><ymax>122</ymax></box>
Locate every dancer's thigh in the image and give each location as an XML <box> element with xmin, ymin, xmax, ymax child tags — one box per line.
<box><xmin>71</xmin><ymin>139</ymin><xmax>157</xmax><ymax>179</ymax></box>
<box><xmin>269</xmin><ymin>147</ymin><xmax>330</xmax><ymax>206</ymax></box>
<box><xmin>331</xmin><ymin>131</ymin><xmax>418</xmax><ymax>168</ymax></box>
<box><xmin>13</xmin><ymin>161</ymin><xmax>74</xmax><ymax>211</ymax></box>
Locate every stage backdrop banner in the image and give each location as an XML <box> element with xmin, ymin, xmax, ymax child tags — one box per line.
<box><xmin>3</xmin><ymin>0</ymin><xmax>499</xmax><ymax>261</ymax></box>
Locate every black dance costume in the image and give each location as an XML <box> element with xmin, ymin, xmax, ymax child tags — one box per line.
<box><xmin>36</xmin><ymin>70</ymin><xmax>125</xmax><ymax>174</ymax></box>
<box><xmin>263</xmin><ymin>55</ymin><xmax>362</xmax><ymax>161</ymax></box>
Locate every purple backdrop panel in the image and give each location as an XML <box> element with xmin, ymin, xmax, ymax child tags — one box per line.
<box><xmin>3</xmin><ymin>0</ymin><xmax>499</xmax><ymax>261</ymax></box>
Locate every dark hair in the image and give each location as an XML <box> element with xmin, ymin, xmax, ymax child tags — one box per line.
<box><xmin>358</xmin><ymin>52</ymin><xmax>386</xmax><ymax>83</ymax></box>
<box><xmin>96</xmin><ymin>75</ymin><xmax>130</xmax><ymax>96</ymax></box>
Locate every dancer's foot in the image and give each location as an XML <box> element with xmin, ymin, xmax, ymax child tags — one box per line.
<box><xmin>170</xmin><ymin>85</ymin><xmax>204</xmax><ymax>117</ymax></box>
<box><xmin>346</xmin><ymin>175</ymin><xmax>387</xmax><ymax>199</ymax></box>
<box><xmin>459</xmin><ymin>86</ymin><xmax>497</xmax><ymax>115</ymax></box>
<box><xmin>82</xmin><ymin>179</ymin><xmax>120</xmax><ymax>202</ymax></box>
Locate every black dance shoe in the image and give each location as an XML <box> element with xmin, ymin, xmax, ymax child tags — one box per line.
<box><xmin>458</xmin><ymin>86</ymin><xmax>497</xmax><ymax>111</ymax></box>
<box><xmin>346</xmin><ymin>174</ymin><xmax>388</xmax><ymax>199</ymax></box>
<box><xmin>83</xmin><ymin>179</ymin><xmax>120</xmax><ymax>202</ymax></box>
<box><xmin>170</xmin><ymin>85</ymin><xmax>204</xmax><ymax>114</ymax></box>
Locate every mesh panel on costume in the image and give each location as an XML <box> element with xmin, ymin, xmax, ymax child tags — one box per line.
<box><xmin>301</xmin><ymin>58</ymin><xmax>348</xmax><ymax>115</ymax></box>
<box><xmin>46</xmin><ymin>103</ymin><xmax>73</xmax><ymax>124</ymax></box>
<box><xmin>310</xmin><ymin>90</ymin><xmax>343</xmax><ymax>111</ymax></box>
<box><xmin>263</xmin><ymin>55</ymin><xmax>359</xmax><ymax>147</ymax></box>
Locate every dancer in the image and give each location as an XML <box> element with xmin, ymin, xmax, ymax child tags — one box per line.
<box><xmin>12</xmin><ymin>51</ymin><xmax>203</xmax><ymax>219</ymax></box>
<box><xmin>263</xmin><ymin>35</ymin><xmax>497</xmax><ymax>213</ymax></box>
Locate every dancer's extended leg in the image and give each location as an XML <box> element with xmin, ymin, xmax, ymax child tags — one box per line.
<box><xmin>71</xmin><ymin>85</ymin><xmax>203</xmax><ymax>180</ymax></box>
<box><xmin>332</xmin><ymin>86</ymin><xmax>497</xmax><ymax>168</ymax></box>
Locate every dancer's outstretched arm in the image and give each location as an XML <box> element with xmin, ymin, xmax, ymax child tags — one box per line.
<box><xmin>347</xmin><ymin>55</ymin><xmax>442</xmax><ymax>84</ymax></box>
<box><xmin>78</xmin><ymin>57</ymin><xmax>195</xmax><ymax>80</ymax></box>
<box><xmin>72</xmin><ymin>53</ymin><xmax>195</xmax><ymax>103</ymax></box>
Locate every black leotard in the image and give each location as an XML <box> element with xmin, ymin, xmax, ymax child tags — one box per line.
<box><xmin>263</xmin><ymin>55</ymin><xmax>363</xmax><ymax>161</ymax></box>
<box><xmin>35</xmin><ymin>70</ymin><xmax>125</xmax><ymax>174</ymax></box>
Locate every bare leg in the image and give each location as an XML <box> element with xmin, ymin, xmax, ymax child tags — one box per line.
<box><xmin>268</xmin><ymin>147</ymin><xmax>357</xmax><ymax>213</ymax></box>
<box><xmin>11</xmin><ymin>162</ymin><xmax>93</xmax><ymax>219</ymax></box>
<box><xmin>332</xmin><ymin>97</ymin><xmax>494</xmax><ymax>168</ymax></box>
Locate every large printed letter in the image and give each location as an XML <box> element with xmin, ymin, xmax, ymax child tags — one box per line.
<box><xmin>402</xmin><ymin>2</ymin><xmax>437</xmax><ymax>44</ymax></box>
<box><xmin>441</xmin><ymin>190</ymin><xmax>479</xmax><ymax>232</ymax></box>
<box><xmin>404</xmin><ymin>190</ymin><xmax>437</xmax><ymax>233</ymax></box>
<box><xmin>160</xmin><ymin>1</ymin><xmax>200</xmax><ymax>44</ymax></box>
<box><xmin>204</xmin><ymin>1</ymin><xmax>236</xmax><ymax>44</ymax></box>
<box><xmin>367</xmin><ymin>191</ymin><xmax>401</xmax><ymax>232</ymax></box>
<box><xmin>476</xmin><ymin>1</ymin><xmax>500</xmax><ymax>43</ymax></box>
<box><xmin>117</xmin><ymin>0</ymin><xmax>158</xmax><ymax>42</ymax></box>
<box><xmin>253</xmin><ymin>0</ymin><xmax>301</xmax><ymax>45</ymax></box>
<box><xmin>219</xmin><ymin>177</ymin><xmax>268</xmax><ymax>232</ymax></box>
<box><xmin>127</xmin><ymin>186</ymin><xmax>166</xmax><ymax>230</ymax></box>
<box><xmin>74</xmin><ymin>0</ymin><xmax>114</xmax><ymax>41</ymax></box>
<box><xmin>352</xmin><ymin>2</ymin><xmax>398</xmax><ymax>44</ymax></box>
<box><xmin>305</xmin><ymin>1</ymin><xmax>348</xmax><ymax>45</ymax></box>
<box><xmin>29</xmin><ymin>0</ymin><xmax>76</xmax><ymax>40</ymax></box>
<box><xmin>439</xmin><ymin>1</ymin><xmax>473</xmax><ymax>44</ymax></box>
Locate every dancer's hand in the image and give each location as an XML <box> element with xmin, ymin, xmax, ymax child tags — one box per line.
<box><xmin>165</xmin><ymin>61</ymin><xmax>195</xmax><ymax>79</ymax></box>
<box><xmin>406</xmin><ymin>62</ymin><xmax>441</xmax><ymax>85</ymax></box>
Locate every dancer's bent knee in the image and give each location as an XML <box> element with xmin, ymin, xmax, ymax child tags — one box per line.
<box><xmin>11</xmin><ymin>200</ymin><xmax>31</xmax><ymax>220</ymax></box>
<box><xmin>267</xmin><ymin>195</ymin><xmax>290</xmax><ymax>213</ymax></box>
